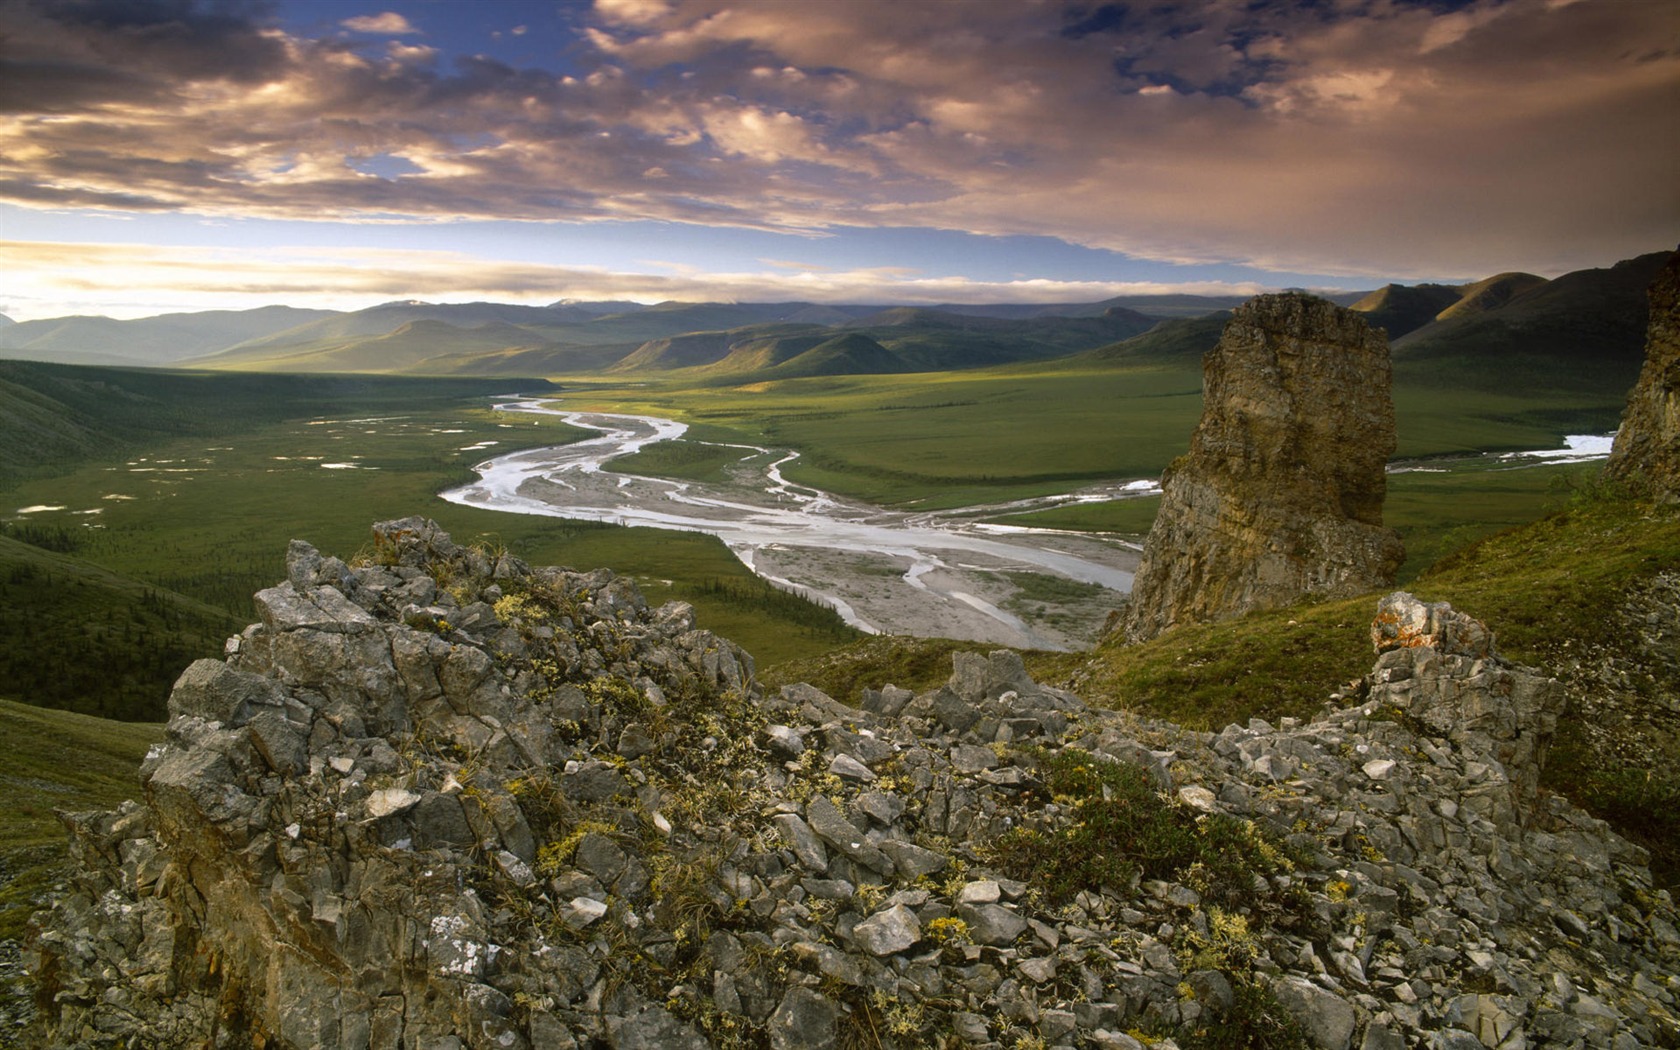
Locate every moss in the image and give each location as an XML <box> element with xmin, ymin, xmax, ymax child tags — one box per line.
<box><xmin>987</xmin><ymin>748</ymin><xmax>1297</xmax><ymax>908</ymax></box>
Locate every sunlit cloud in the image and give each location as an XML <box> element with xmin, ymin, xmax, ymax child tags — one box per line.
<box><xmin>341</xmin><ymin>13</ymin><xmax>420</xmax><ymax>35</ymax></box>
<box><xmin>0</xmin><ymin>0</ymin><xmax>1673</xmax><ymax>308</ymax></box>
<box><xmin>0</xmin><ymin>239</ymin><xmax>1274</xmax><ymax>320</ymax></box>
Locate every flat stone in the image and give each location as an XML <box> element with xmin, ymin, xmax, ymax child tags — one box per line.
<box><xmin>366</xmin><ymin>787</ymin><xmax>422</xmax><ymax>819</ymax></box>
<box><xmin>768</xmin><ymin>986</ymin><xmax>839</xmax><ymax>1050</ymax></box>
<box><xmin>957</xmin><ymin>880</ymin><xmax>1001</xmax><ymax>905</ymax></box>
<box><xmin>561</xmin><ymin>896</ymin><xmax>608</xmax><ymax>928</ymax></box>
<box><xmin>1018</xmin><ymin>956</ymin><xmax>1057</xmax><ymax>983</ymax></box>
<box><xmin>1363</xmin><ymin>758</ymin><xmax>1398</xmax><ymax>780</ymax></box>
<box><xmin>1271</xmin><ymin>975</ymin><xmax>1357</xmax><ymax>1050</ymax></box>
<box><xmin>774</xmin><ymin>813</ymin><xmax>829</xmax><ymax>872</ymax></box>
<box><xmin>828</xmin><ymin>753</ymin><xmax>877</xmax><ymax>783</ymax></box>
<box><xmin>1177</xmin><ymin>785</ymin><xmax>1218</xmax><ymax>813</ymax></box>
<box><xmin>950</xmin><ymin>743</ymin><xmax>999</xmax><ymax>773</ymax></box>
<box><xmin>852</xmin><ymin>904</ymin><xmax>921</xmax><ymax>956</ymax></box>
<box><xmin>959</xmin><ymin>902</ymin><xmax>1028</xmax><ymax>946</ymax></box>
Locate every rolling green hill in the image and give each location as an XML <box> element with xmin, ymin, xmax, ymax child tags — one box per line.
<box><xmin>0</xmin><ymin>361</ymin><xmax>553</xmax><ymax>489</ymax></box>
<box><xmin>1392</xmin><ymin>251</ymin><xmax>1668</xmax><ymax>397</ymax></box>
<box><xmin>1349</xmin><ymin>282</ymin><xmax>1465</xmax><ymax>339</ymax></box>
<box><xmin>0</xmin><ymin>532</ymin><xmax>238</xmax><ymax>720</ymax></box>
<box><xmin>1433</xmin><ymin>271</ymin><xmax>1548</xmax><ymax>321</ymax></box>
<box><xmin>0</xmin><ymin>306</ymin><xmax>337</xmax><ymax>367</ymax></box>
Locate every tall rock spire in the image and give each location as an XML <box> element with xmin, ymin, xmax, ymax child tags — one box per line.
<box><xmin>1123</xmin><ymin>292</ymin><xmax>1404</xmax><ymax>643</ymax></box>
<box><xmin>1605</xmin><ymin>247</ymin><xmax>1680</xmax><ymax>501</ymax></box>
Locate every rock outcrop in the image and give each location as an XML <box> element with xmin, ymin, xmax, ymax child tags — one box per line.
<box><xmin>32</xmin><ymin>523</ymin><xmax>1678</xmax><ymax>1049</ymax></box>
<box><xmin>1606</xmin><ymin>248</ymin><xmax>1680</xmax><ymax>500</ymax></box>
<box><xmin>1124</xmin><ymin>293</ymin><xmax>1405</xmax><ymax>643</ymax></box>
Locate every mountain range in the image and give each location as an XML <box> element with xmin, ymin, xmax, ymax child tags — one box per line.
<box><xmin>0</xmin><ymin>251</ymin><xmax>1667</xmax><ymax>388</ymax></box>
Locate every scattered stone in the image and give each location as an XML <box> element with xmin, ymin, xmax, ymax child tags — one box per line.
<box><xmin>27</xmin><ymin>524</ymin><xmax>1680</xmax><ymax>1050</ymax></box>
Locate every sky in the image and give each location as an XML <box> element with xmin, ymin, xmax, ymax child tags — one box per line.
<box><xmin>1</xmin><ymin>0</ymin><xmax>1676</xmax><ymax>321</ymax></box>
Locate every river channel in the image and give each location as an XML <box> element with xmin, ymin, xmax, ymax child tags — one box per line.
<box><xmin>440</xmin><ymin>400</ymin><xmax>1149</xmax><ymax>651</ymax></box>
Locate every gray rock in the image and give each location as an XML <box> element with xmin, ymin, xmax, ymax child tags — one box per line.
<box><xmin>852</xmin><ymin>904</ymin><xmax>920</xmax><ymax>956</ymax></box>
<box><xmin>880</xmin><ymin>840</ymin><xmax>946</xmax><ymax>879</ymax></box>
<box><xmin>606</xmin><ymin>1003</ymin><xmax>708</xmax><ymax>1050</ymax></box>
<box><xmin>766</xmin><ymin>724</ymin><xmax>806</xmax><ymax>758</ymax></box>
<box><xmin>168</xmin><ymin>659</ymin><xmax>286</xmax><ymax>722</ymax></box>
<box><xmin>768</xmin><ymin>986</ymin><xmax>840</xmax><ymax>1050</ymax></box>
<box><xmin>1187</xmin><ymin>969</ymin><xmax>1234</xmax><ymax>1013</ymax></box>
<box><xmin>773</xmin><ymin>813</ymin><xmax>829</xmax><ymax>872</ymax></box>
<box><xmin>1271</xmin><ymin>975</ymin><xmax>1358</xmax><ymax>1050</ymax></box>
<box><xmin>805</xmin><ymin>795</ymin><xmax>893</xmax><ymax>875</ymax></box>
<box><xmin>959</xmin><ymin>902</ymin><xmax>1029</xmax><ymax>946</ymax></box>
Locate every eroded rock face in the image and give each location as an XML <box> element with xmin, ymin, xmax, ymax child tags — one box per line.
<box><xmin>1124</xmin><ymin>293</ymin><xmax>1404</xmax><ymax>642</ymax></box>
<box><xmin>30</xmin><ymin>524</ymin><xmax>1678</xmax><ymax>1050</ymax></box>
<box><xmin>1606</xmin><ymin>248</ymin><xmax>1680</xmax><ymax>501</ymax></box>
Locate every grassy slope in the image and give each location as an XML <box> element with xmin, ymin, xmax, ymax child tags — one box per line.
<box><xmin>0</xmin><ymin>361</ymin><xmax>544</xmax><ymax>490</ymax></box>
<box><xmin>0</xmin><ymin>534</ymin><xmax>239</xmax><ymax>721</ymax></box>
<box><xmin>0</xmin><ymin>700</ymin><xmax>162</xmax><ymax>939</ymax></box>
<box><xmin>1062</xmin><ymin>492</ymin><xmax>1680</xmax><ymax>882</ymax></box>
<box><xmin>787</xmin><ymin>491</ymin><xmax>1680</xmax><ymax>882</ymax></box>
<box><xmin>3</xmin><ymin>402</ymin><xmax>857</xmax><ymax>719</ymax></box>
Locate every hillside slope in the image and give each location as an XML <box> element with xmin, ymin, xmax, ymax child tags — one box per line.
<box><xmin>1393</xmin><ymin>251</ymin><xmax>1669</xmax><ymax>395</ymax></box>
<box><xmin>0</xmin><ymin>533</ymin><xmax>238</xmax><ymax>721</ymax></box>
<box><xmin>0</xmin><ymin>700</ymin><xmax>161</xmax><ymax>946</ymax></box>
<box><xmin>0</xmin><ymin>361</ymin><xmax>552</xmax><ymax>489</ymax></box>
<box><xmin>0</xmin><ymin>306</ymin><xmax>337</xmax><ymax>367</ymax></box>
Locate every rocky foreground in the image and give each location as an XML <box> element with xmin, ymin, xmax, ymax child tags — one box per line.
<box><xmin>31</xmin><ymin>519</ymin><xmax>1679</xmax><ymax>1049</ymax></box>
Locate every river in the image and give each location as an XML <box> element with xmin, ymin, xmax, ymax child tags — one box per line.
<box><xmin>440</xmin><ymin>401</ymin><xmax>1147</xmax><ymax>651</ymax></box>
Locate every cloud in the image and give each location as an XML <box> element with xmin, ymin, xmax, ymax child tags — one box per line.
<box><xmin>0</xmin><ymin>0</ymin><xmax>1675</xmax><ymax>281</ymax></box>
<box><xmin>0</xmin><ymin>238</ymin><xmax>1275</xmax><ymax>319</ymax></box>
<box><xmin>341</xmin><ymin>12</ymin><xmax>419</xmax><ymax>35</ymax></box>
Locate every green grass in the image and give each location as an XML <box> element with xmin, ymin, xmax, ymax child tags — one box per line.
<box><xmin>2</xmin><ymin>399</ymin><xmax>855</xmax><ymax>719</ymax></box>
<box><xmin>0</xmin><ymin>700</ymin><xmax>162</xmax><ymax>939</ymax></box>
<box><xmin>983</xmin><ymin>495</ymin><xmax>1160</xmax><ymax>536</ymax></box>
<box><xmin>544</xmin><ymin>334</ymin><xmax>1628</xmax><ymax>514</ymax></box>
<box><xmin>603</xmin><ymin>438</ymin><xmax>757</xmax><ymax>484</ymax></box>
<box><xmin>1043</xmin><ymin>489</ymin><xmax>1680</xmax><ymax>883</ymax></box>
<box><xmin>989</xmin><ymin>746</ymin><xmax>1301</xmax><ymax>907</ymax></box>
<box><xmin>0</xmin><ymin>533</ymin><xmax>239</xmax><ymax>721</ymax></box>
<box><xmin>987</xmin><ymin>461</ymin><xmax>1588</xmax><ymax>584</ymax></box>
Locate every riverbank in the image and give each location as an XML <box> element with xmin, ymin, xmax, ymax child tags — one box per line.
<box><xmin>442</xmin><ymin>404</ymin><xmax>1143</xmax><ymax>650</ymax></box>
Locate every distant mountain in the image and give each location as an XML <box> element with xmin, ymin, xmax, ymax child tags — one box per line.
<box><xmin>545</xmin><ymin>299</ymin><xmax>648</xmax><ymax>316</ymax></box>
<box><xmin>196</xmin><ymin>319</ymin><xmax>560</xmax><ymax>374</ymax></box>
<box><xmin>1433</xmin><ymin>272</ymin><xmax>1548</xmax><ymax>322</ymax></box>
<box><xmin>1350</xmin><ymin>283</ymin><xmax>1465</xmax><ymax>340</ymax></box>
<box><xmin>1392</xmin><ymin>251</ymin><xmax>1670</xmax><ymax>398</ymax></box>
<box><xmin>200</xmin><ymin>301</ymin><xmax>577</xmax><ymax>362</ymax></box>
<box><xmin>0</xmin><ymin>306</ymin><xmax>340</xmax><ymax>367</ymax></box>
<box><xmin>0</xmin><ymin>313</ymin><xmax>14</xmax><ymax>326</ymax></box>
<box><xmin>1081</xmin><ymin>313</ymin><xmax>1231</xmax><ymax>364</ymax></box>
